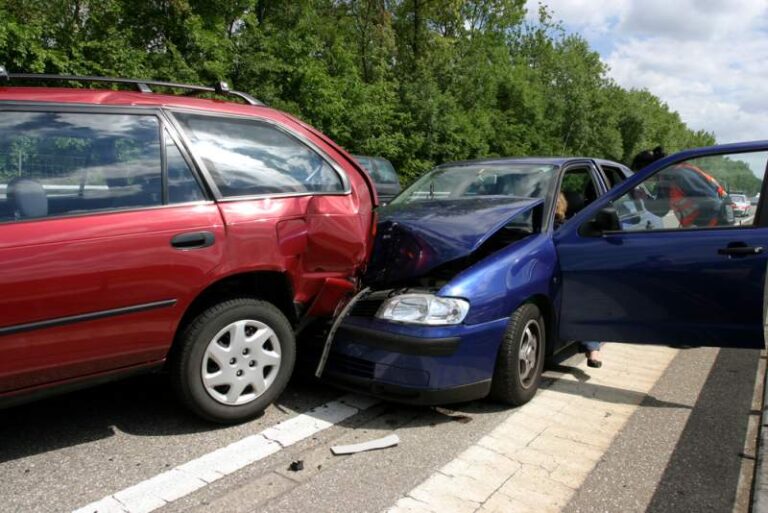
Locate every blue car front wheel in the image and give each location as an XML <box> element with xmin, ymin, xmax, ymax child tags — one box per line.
<box><xmin>490</xmin><ymin>303</ymin><xmax>545</xmax><ymax>406</ymax></box>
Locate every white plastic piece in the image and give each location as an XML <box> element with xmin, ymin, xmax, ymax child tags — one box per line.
<box><xmin>331</xmin><ymin>434</ymin><xmax>400</xmax><ymax>455</ymax></box>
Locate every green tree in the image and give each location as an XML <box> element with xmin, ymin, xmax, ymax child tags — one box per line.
<box><xmin>0</xmin><ymin>0</ymin><xmax>717</xmax><ymax>185</ymax></box>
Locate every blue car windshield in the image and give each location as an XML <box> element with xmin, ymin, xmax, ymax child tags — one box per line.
<box><xmin>390</xmin><ymin>164</ymin><xmax>558</xmax><ymax>205</ymax></box>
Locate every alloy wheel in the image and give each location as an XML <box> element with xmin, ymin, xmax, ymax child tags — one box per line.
<box><xmin>518</xmin><ymin>319</ymin><xmax>541</xmax><ymax>389</ymax></box>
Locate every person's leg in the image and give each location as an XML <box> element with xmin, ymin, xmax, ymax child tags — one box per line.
<box><xmin>581</xmin><ymin>341</ymin><xmax>601</xmax><ymax>352</ymax></box>
<box><xmin>580</xmin><ymin>341</ymin><xmax>602</xmax><ymax>368</ymax></box>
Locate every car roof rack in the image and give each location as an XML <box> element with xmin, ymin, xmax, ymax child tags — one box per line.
<box><xmin>0</xmin><ymin>65</ymin><xmax>264</xmax><ymax>106</ymax></box>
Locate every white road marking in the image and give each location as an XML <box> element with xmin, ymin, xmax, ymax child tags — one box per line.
<box><xmin>72</xmin><ymin>394</ymin><xmax>378</xmax><ymax>513</ymax></box>
<box><xmin>386</xmin><ymin>344</ymin><xmax>680</xmax><ymax>513</ymax></box>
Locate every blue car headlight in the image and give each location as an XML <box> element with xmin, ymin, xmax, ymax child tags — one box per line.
<box><xmin>375</xmin><ymin>293</ymin><xmax>470</xmax><ymax>325</ymax></box>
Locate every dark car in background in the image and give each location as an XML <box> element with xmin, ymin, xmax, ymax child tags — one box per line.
<box><xmin>353</xmin><ymin>155</ymin><xmax>401</xmax><ymax>204</ymax></box>
<box><xmin>323</xmin><ymin>144</ymin><xmax>768</xmax><ymax>406</ymax></box>
<box><xmin>0</xmin><ymin>70</ymin><xmax>376</xmax><ymax>423</ymax></box>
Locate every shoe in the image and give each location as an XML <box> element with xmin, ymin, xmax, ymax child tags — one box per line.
<box><xmin>587</xmin><ymin>359</ymin><xmax>602</xmax><ymax>368</ymax></box>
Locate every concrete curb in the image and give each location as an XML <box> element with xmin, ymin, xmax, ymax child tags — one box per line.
<box><xmin>752</xmin><ymin>355</ymin><xmax>768</xmax><ymax>513</ymax></box>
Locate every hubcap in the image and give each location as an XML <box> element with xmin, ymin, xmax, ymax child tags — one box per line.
<box><xmin>518</xmin><ymin>320</ymin><xmax>541</xmax><ymax>389</ymax></box>
<box><xmin>201</xmin><ymin>319</ymin><xmax>282</xmax><ymax>406</ymax></box>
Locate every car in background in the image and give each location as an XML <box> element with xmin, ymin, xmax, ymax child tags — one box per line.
<box><xmin>322</xmin><ymin>144</ymin><xmax>767</xmax><ymax>406</ymax></box>
<box><xmin>0</xmin><ymin>70</ymin><xmax>376</xmax><ymax>423</ymax></box>
<box><xmin>353</xmin><ymin>155</ymin><xmax>401</xmax><ymax>204</ymax></box>
<box><xmin>730</xmin><ymin>193</ymin><xmax>751</xmax><ymax>216</ymax></box>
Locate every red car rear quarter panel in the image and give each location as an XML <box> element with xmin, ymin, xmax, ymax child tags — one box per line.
<box><xmin>216</xmin><ymin>195</ymin><xmax>371</xmax><ymax>311</ymax></box>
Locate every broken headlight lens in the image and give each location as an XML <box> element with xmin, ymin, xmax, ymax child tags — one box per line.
<box><xmin>376</xmin><ymin>294</ymin><xmax>469</xmax><ymax>325</ymax></box>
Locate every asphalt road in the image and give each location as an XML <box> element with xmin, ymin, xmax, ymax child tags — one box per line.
<box><xmin>0</xmin><ymin>344</ymin><xmax>762</xmax><ymax>513</ymax></box>
<box><xmin>565</xmin><ymin>346</ymin><xmax>762</xmax><ymax>513</ymax></box>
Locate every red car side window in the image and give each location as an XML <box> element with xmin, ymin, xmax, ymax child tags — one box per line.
<box><xmin>173</xmin><ymin>113</ymin><xmax>345</xmax><ymax>197</ymax></box>
<box><xmin>0</xmin><ymin>111</ymin><xmax>163</xmax><ymax>221</ymax></box>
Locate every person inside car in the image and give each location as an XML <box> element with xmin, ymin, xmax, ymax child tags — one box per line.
<box><xmin>554</xmin><ymin>192</ymin><xmax>567</xmax><ymax>228</ymax></box>
<box><xmin>555</xmin><ymin>190</ymin><xmax>602</xmax><ymax>367</ymax></box>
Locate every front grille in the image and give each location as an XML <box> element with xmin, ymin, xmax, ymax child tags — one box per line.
<box><xmin>350</xmin><ymin>298</ymin><xmax>385</xmax><ymax>317</ymax></box>
<box><xmin>349</xmin><ymin>289</ymin><xmax>393</xmax><ymax>318</ymax></box>
<box><xmin>327</xmin><ymin>353</ymin><xmax>375</xmax><ymax>379</ymax></box>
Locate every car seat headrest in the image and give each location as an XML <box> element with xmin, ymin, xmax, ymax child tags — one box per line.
<box><xmin>7</xmin><ymin>178</ymin><xmax>48</xmax><ymax>219</ymax></box>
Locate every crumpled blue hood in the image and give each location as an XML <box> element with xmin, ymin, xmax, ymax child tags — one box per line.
<box><xmin>366</xmin><ymin>196</ymin><xmax>543</xmax><ymax>285</ymax></box>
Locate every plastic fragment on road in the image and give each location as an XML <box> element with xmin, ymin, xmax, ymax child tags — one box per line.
<box><xmin>330</xmin><ymin>434</ymin><xmax>400</xmax><ymax>455</ymax></box>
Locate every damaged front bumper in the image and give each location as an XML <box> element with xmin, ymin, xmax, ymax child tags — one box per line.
<box><xmin>324</xmin><ymin>314</ymin><xmax>508</xmax><ymax>405</ymax></box>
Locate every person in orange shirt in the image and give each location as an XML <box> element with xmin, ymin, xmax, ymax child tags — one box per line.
<box><xmin>632</xmin><ymin>146</ymin><xmax>729</xmax><ymax>228</ymax></box>
<box><xmin>663</xmin><ymin>162</ymin><xmax>728</xmax><ymax>227</ymax></box>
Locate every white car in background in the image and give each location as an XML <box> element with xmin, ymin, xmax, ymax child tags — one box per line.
<box><xmin>616</xmin><ymin>193</ymin><xmax>666</xmax><ymax>230</ymax></box>
<box><xmin>730</xmin><ymin>193</ymin><xmax>751</xmax><ymax>217</ymax></box>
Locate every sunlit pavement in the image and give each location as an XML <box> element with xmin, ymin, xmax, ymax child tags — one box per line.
<box><xmin>0</xmin><ymin>344</ymin><xmax>762</xmax><ymax>513</ymax></box>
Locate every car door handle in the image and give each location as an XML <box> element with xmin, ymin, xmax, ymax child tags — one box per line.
<box><xmin>718</xmin><ymin>244</ymin><xmax>764</xmax><ymax>257</ymax></box>
<box><xmin>171</xmin><ymin>231</ymin><xmax>215</xmax><ymax>249</ymax></box>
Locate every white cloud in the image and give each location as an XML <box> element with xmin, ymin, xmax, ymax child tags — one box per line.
<box><xmin>621</xmin><ymin>0</ymin><xmax>768</xmax><ymax>40</ymax></box>
<box><xmin>525</xmin><ymin>0</ymin><xmax>768</xmax><ymax>143</ymax></box>
<box><xmin>525</xmin><ymin>0</ymin><xmax>628</xmax><ymax>33</ymax></box>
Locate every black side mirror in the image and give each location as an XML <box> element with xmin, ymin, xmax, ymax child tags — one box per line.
<box><xmin>579</xmin><ymin>206</ymin><xmax>621</xmax><ymax>237</ymax></box>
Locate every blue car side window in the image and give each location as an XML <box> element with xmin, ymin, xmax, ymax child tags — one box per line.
<box><xmin>614</xmin><ymin>151</ymin><xmax>767</xmax><ymax>231</ymax></box>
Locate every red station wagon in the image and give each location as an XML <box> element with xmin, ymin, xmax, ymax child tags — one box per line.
<box><xmin>0</xmin><ymin>70</ymin><xmax>376</xmax><ymax>423</ymax></box>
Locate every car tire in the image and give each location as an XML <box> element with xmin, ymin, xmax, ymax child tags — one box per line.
<box><xmin>489</xmin><ymin>303</ymin><xmax>545</xmax><ymax>406</ymax></box>
<box><xmin>171</xmin><ymin>298</ymin><xmax>295</xmax><ymax>424</ymax></box>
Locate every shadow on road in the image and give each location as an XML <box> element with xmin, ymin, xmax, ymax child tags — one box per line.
<box><xmin>0</xmin><ymin>370</ymin><xmax>338</xmax><ymax>464</ymax></box>
<box><xmin>544</xmin><ymin>365</ymin><xmax>694</xmax><ymax>410</ymax></box>
<box><xmin>548</xmin><ymin>363</ymin><xmax>593</xmax><ymax>382</ymax></box>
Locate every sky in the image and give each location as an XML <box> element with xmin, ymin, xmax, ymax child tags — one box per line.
<box><xmin>525</xmin><ymin>0</ymin><xmax>768</xmax><ymax>145</ymax></box>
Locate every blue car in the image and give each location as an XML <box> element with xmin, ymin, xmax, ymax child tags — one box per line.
<box><xmin>322</xmin><ymin>144</ymin><xmax>768</xmax><ymax>406</ymax></box>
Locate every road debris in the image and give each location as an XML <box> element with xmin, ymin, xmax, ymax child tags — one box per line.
<box><xmin>315</xmin><ymin>287</ymin><xmax>371</xmax><ymax>378</ymax></box>
<box><xmin>331</xmin><ymin>434</ymin><xmax>400</xmax><ymax>455</ymax></box>
<box><xmin>434</xmin><ymin>407</ymin><xmax>473</xmax><ymax>424</ymax></box>
<box><xmin>288</xmin><ymin>460</ymin><xmax>304</xmax><ymax>472</ymax></box>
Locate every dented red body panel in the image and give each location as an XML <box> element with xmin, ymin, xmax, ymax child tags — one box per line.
<box><xmin>0</xmin><ymin>87</ymin><xmax>375</xmax><ymax>396</ymax></box>
<box><xmin>214</xmin><ymin>194</ymin><xmax>371</xmax><ymax>309</ymax></box>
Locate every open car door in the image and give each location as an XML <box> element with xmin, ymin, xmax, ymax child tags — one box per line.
<box><xmin>554</xmin><ymin>142</ymin><xmax>768</xmax><ymax>349</ymax></box>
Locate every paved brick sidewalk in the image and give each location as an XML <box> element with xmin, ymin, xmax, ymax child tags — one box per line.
<box><xmin>385</xmin><ymin>344</ymin><xmax>679</xmax><ymax>513</ymax></box>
